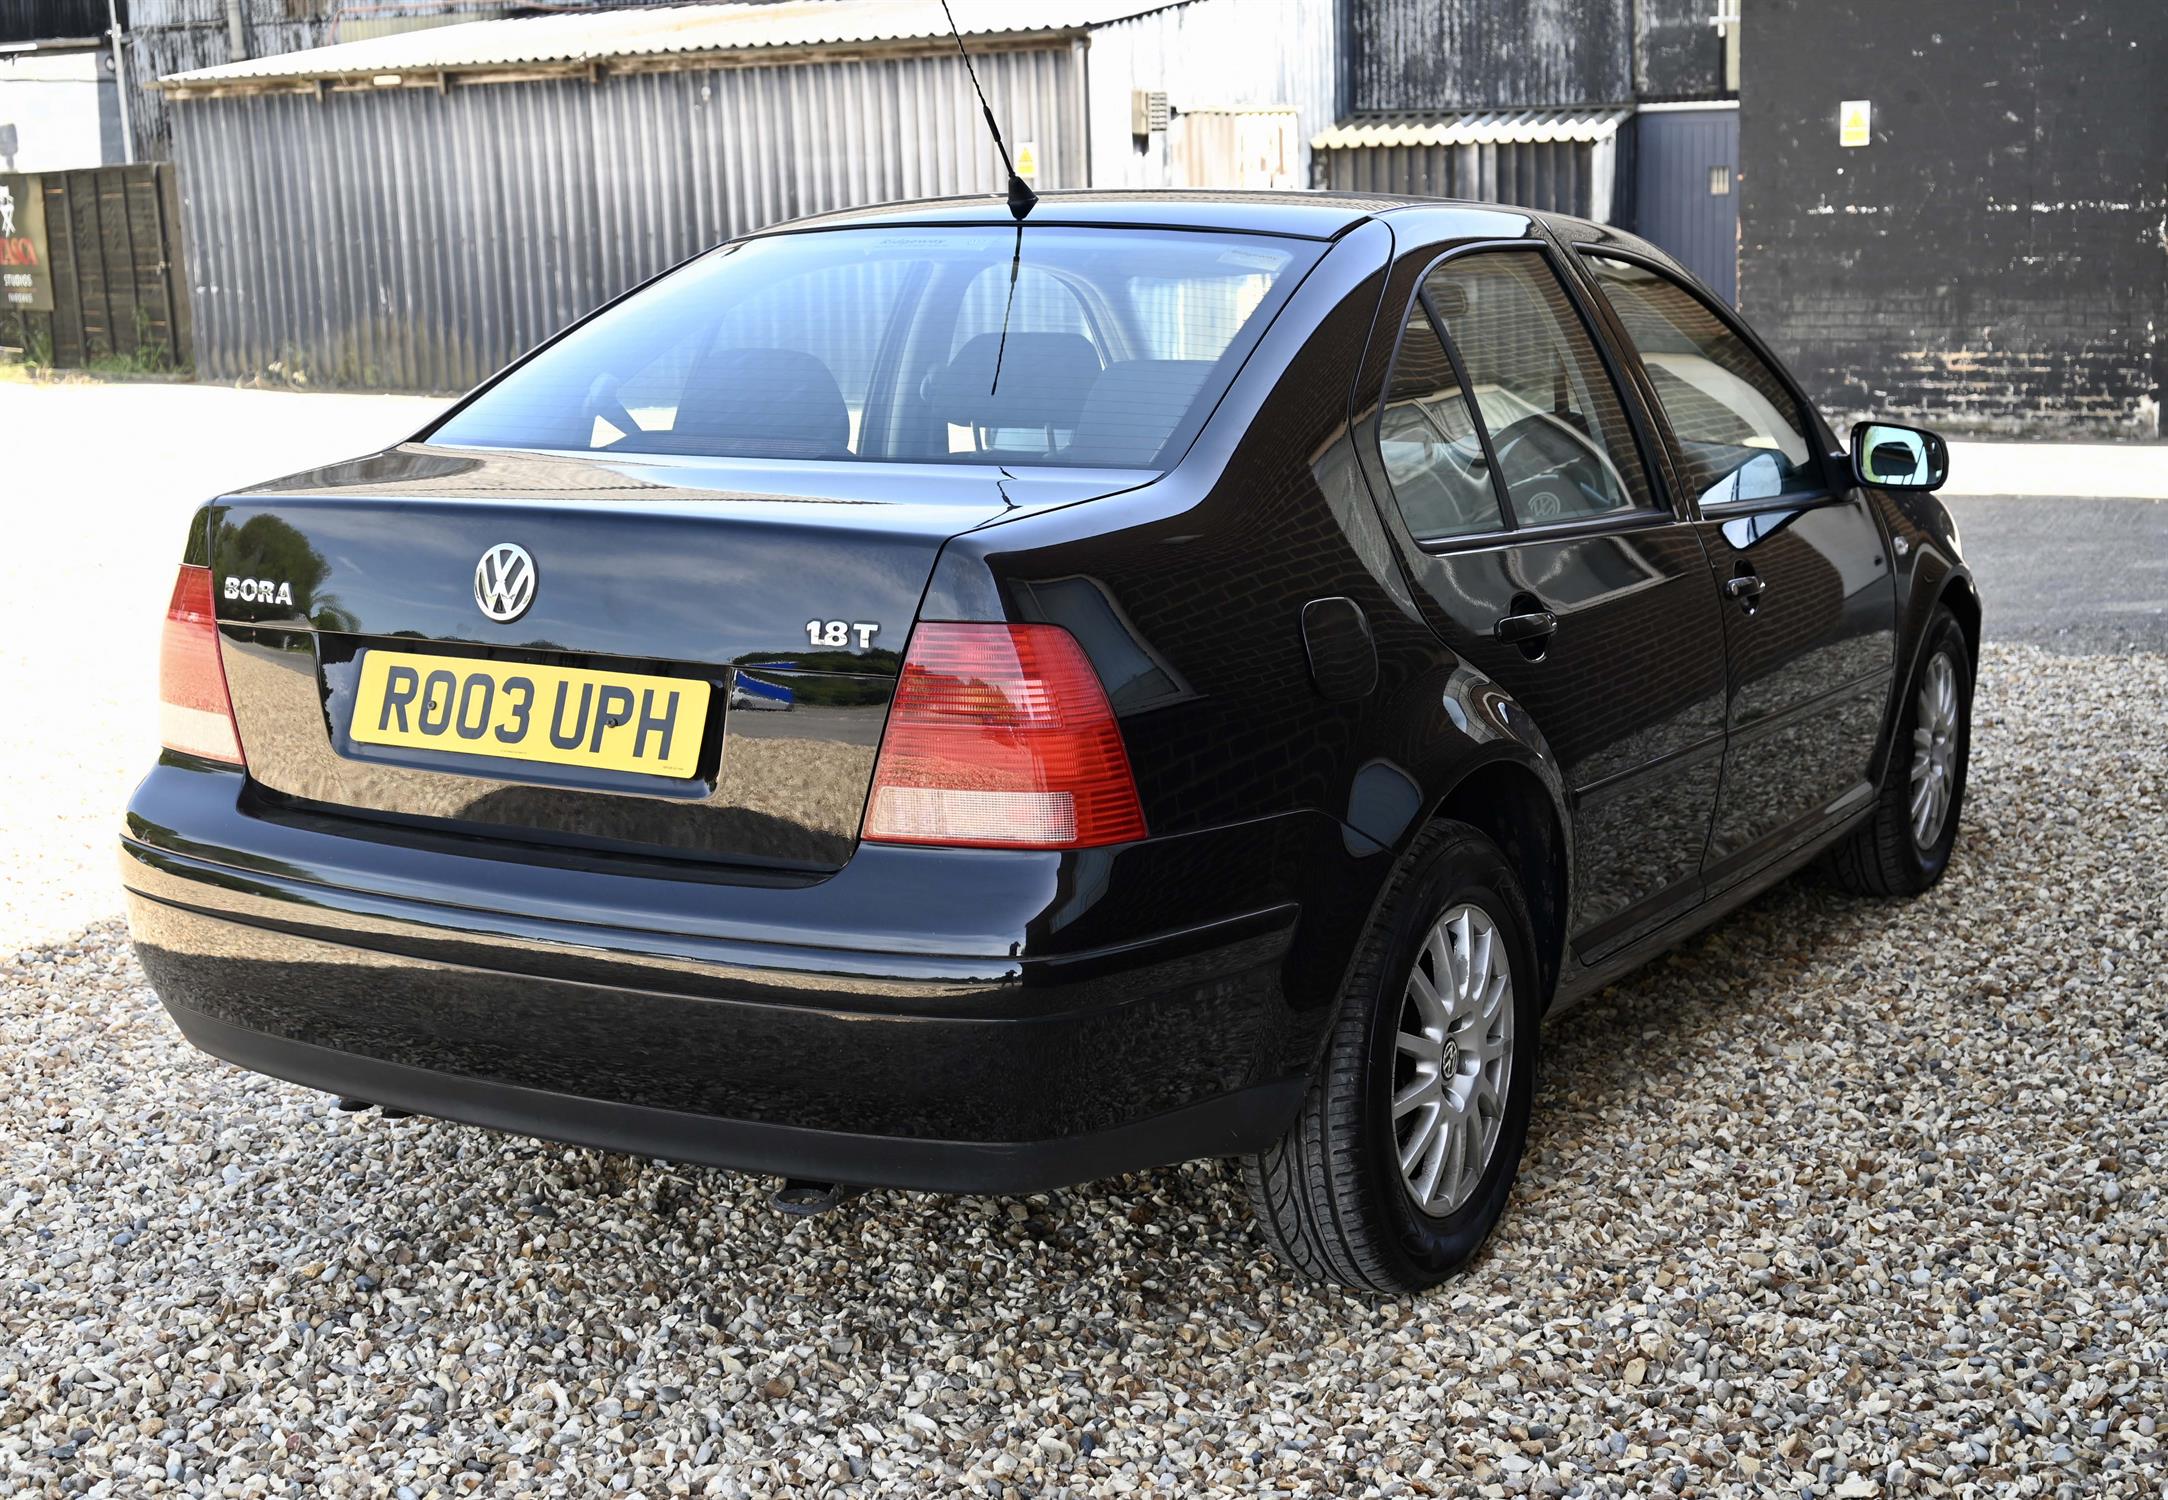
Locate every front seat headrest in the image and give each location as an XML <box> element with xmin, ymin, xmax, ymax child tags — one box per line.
<box><xmin>666</xmin><ymin>347</ymin><xmax>852</xmax><ymax>458</ymax></box>
<box><xmin>922</xmin><ymin>332</ymin><xmax>1104</xmax><ymax>437</ymax></box>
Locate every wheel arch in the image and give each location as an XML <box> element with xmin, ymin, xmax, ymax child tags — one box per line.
<box><xmin>1872</xmin><ymin>549</ymin><xmax>1980</xmax><ymax>788</ymax></box>
<box><xmin>1937</xmin><ymin>570</ymin><xmax>1982</xmax><ymax>666</ymax></box>
<box><xmin>1420</xmin><ymin>755</ymin><xmax>1570</xmax><ymax>1008</ymax></box>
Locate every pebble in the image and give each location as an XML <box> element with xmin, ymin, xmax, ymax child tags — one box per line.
<box><xmin>0</xmin><ymin>642</ymin><xmax>2162</xmax><ymax>1497</ymax></box>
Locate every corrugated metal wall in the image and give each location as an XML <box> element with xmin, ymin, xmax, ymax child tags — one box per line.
<box><xmin>1082</xmin><ymin>0</ymin><xmax>1337</xmax><ymax>189</ymax></box>
<box><xmin>1632</xmin><ymin>0</ymin><xmax>1729</xmax><ymax>99</ymax></box>
<box><xmin>169</xmin><ymin>45</ymin><xmax>1083</xmax><ymax>390</ymax></box>
<box><xmin>123</xmin><ymin>0</ymin><xmax>523</xmax><ymax>163</ymax></box>
<box><xmin>1343</xmin><ymin>0</ymin><xmax>1633</xmax><ymax>112</ymax></box>
<box><xmin>2</xmin><ymin>0</ymin><xmax>114</xmax><ymax>44</ymax></box>
<box><xmin>1316</xmin><ymin>134</ymin><xmax>1631</xmax><ymax>223</ymax></box>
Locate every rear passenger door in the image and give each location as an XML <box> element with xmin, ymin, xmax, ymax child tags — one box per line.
<box><xmin>1363</xmin><ymin>241</ymin><xmax>1732</xmax><ymax>959</ymax></box>
<box><xmin>1579</xmin><ymin>252</ymin><xmax>1897</xmax><ymax>894</ymax></box>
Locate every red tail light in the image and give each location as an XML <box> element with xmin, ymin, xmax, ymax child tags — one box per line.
<box><xmin>159</xmin><ymin>565</ymin><xmax>246</xmax><ymax>766</ymax></box>
<box><xmin>862</xmin><ymin>623</ymin><xmax>1147</xmax><ymax>850</ymax></box>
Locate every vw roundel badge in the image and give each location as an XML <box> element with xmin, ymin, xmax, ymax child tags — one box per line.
<box><xmin>474</xmin><ymin>542</ymin><xmax>537</xmax><ymax>623</ymax></box>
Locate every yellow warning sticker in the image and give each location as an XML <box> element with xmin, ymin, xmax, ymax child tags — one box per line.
<box><xmin>1839</xmin><ymin>100</ymin><xmax>1872</xmax><ymax>149</ymax></box>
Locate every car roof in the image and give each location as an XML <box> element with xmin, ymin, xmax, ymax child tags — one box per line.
<box><xmin>759</xmin><ymin>189</ymin><xmax>1548</xmax><ymax>243</ymax></box>
<box><xmin>746</xmin><ymin>190</ymin><xmax>1704</xmax><ymax>300</ymax></box>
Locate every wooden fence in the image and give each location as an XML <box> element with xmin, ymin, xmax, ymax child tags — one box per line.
<box><xmin>3</xmin><ymin>164</ymin><xmax>191</xmax><ymax>372</ymax></box>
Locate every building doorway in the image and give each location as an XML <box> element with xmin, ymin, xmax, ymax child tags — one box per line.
<box><xmin>1636</xmin><ymin>103</ymin><xmax>1739</xmax><ymax>303</ymax></box>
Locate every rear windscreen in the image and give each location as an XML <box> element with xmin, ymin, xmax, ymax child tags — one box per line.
<box><xmin>428</xmin><ymin>224</ymin><xmax>1322</xmax><ymax>470</ymax></box>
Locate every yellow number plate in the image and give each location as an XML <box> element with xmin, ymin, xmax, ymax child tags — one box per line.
<box><xmin>349</xmin><ymin>650</ymin><xmax>711</xmax><ymax>779</ymax></box>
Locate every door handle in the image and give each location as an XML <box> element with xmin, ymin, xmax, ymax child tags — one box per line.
<box><xmin>1724</xmin><ymin>573</ymin><xmax>1766</xmax><ymax>605</ymax></box>
<box><xmin>1494</xmin><ymin>609</ymin><xmax>1558</xmax><ymax>645</ymax></box>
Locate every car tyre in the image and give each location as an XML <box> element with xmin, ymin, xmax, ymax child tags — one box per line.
<box><xmin>1826</xmin><ymin>606</ymin><xmax>1972</xmax><ymax>897</ymax></box>
<box><xmin>1243</xmin><ymin>820</ymin><xmax>1539</xmax><ymax>1295</ymax></box>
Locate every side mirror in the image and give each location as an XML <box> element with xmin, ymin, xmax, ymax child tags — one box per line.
<box><xmin>1850</xmin><ymin>420</ymin><xmax>1948</xmax><ymax>491</ymax></box>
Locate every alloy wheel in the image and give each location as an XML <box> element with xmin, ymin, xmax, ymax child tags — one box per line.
<box><xmin>1910</xmin><ymin>650</ymin><xmax>1960</xmax><ymax>849</ymax></box>
<box><xmin>1390</xmin><ymin>903</ymin><xmax>1515</xmax><ymax>1217</ymax></box>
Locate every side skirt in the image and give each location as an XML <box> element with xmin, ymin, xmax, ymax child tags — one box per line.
<box><xmin>1545</xmin><ymin>803</ymin><xmax>1873</xmax><ymax>1018</ymax></box>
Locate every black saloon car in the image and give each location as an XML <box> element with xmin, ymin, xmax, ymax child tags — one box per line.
<box><xmin>125</xmin><ymin>192</ymin><xmax>1976</xmax><ymax>1293</ymax></box>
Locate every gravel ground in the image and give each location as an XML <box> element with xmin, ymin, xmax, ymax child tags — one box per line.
<box><xmin>4</xmin><ymin>640</ymin><xmax>2163</xmax><ymax>1499</ymax></box>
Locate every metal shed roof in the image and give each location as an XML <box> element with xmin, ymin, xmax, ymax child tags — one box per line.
<box><xmin>159</xmin><ymin>0</ymin><xmax>1185</xmax><ymax>92</ymax></box>
<box><xmin>1312</xmin><ymin>109</ymin><xmax>1633</xmax><ymax>151</ymax></box>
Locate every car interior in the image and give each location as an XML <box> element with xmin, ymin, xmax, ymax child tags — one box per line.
<box><xmin>433</xmin><ymin>226</ymin><xmax>1309</xmax><ymax>473</ymax></box>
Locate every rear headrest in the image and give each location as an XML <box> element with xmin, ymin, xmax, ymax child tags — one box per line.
<box><xmin>1064</xmin><ymin>359</ymin><xmax>1216</xmax><ymax>466</ymax></box>
<box><xmin>923</xmin><ymin>332</ymin><xmax>1103</xmax><ymax>434</ymax></box>
<box><xmin>666</xmin><ymin>347</ymin><xmax>851</xmax><ymax>458</ymax></box>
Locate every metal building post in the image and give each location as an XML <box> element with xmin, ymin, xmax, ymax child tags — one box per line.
<box><xmin>106</xmin><ymin>0</ymin><xmax>133</xmax><ymax>164</ymax></box>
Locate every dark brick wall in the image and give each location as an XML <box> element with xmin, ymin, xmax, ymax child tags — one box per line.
<box><xmin>1738</xmin><ymin>0</ymin><xmax>2167</xmax><ymax>439</ymax></box>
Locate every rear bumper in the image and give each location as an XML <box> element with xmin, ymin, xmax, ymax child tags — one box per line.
<box><xmin>123</xmin><ymin>760</ymin><xmax>1341</xmax><ymax>1193</ymax></box>
<box><xmin>153</xmin><ymin>990</ymin><xmax>1303</xmax><ymax>1196</ymax></box>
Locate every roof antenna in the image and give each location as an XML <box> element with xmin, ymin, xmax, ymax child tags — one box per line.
<box><xmin>940</xmin><ymin>0</ymin><xmax>1037</xmax><ymax>221</ymax></box>
<box><xmin>988</xmin><ymin>215</ymin><xmax>1023</xmax><ymax>399</ymax></box>
<box><xmin>937</xmin><ymin>1</ymin><xmax>1030</xmax><ymax>400</ymax></box>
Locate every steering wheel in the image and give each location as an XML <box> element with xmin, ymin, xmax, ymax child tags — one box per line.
<box><xmin>1485</xmin><ymin>412</ymin><xmax>1626</xmax><ymax>522</ymax></box>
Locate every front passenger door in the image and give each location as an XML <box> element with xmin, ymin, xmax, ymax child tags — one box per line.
<box><xmin>1582</xmin><ymin>253</ymin><xmax>1897</xmax><ymax>893</ymax></box>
